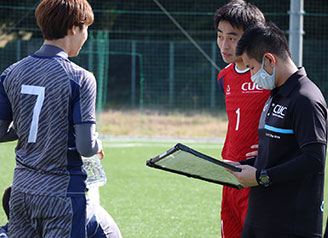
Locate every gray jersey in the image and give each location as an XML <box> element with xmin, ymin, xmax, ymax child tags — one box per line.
<box><xmin>0</xmin><ymin>44</ymin><xmax>97</xmax><ymax>196</ymax></box>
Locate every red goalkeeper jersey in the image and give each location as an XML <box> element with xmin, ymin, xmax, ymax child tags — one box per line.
<box><xmin>218</xmin><ymin>63</ymin><xmax>270</xmax><ymax>162</ymax></box>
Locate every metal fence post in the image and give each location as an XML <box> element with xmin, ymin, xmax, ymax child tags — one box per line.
<box><xmin>88</xmin><ymin>32</ymin><xmax>94</xmax><ymax>73</ymax></box>
<box><xmin>16</xmin><ymin>39</ymin><xmax>21</xmax><ymax>62</ymax></box>
<box><xmin>210</xmin><ymin>41</ymin><xmax>217</xmax><ymax>108</ymax></box>
<box><xmin>289</xmin><ymin>0</ymin><xmax>304</xmax><ymax>67</ymax></box>
<box><xmin>169</xmin><ymin>41</ymin><xmax>175</xmax><ymax>106</ymax></box>
<box><xmin>96</xmin><ymin>31</ymin><xmax>105</xmax><ymax>114</ymax></box>
<box><xmin>103</xmin><ymin>32</ymin><xmax>109</xmax><ymax>106</ymax></box>
<box><xmin>131</xmin><ymin>40</ymin><xmax>137</xmax><ymax>107</ymax></box>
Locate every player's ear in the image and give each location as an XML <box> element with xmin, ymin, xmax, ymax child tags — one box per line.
<box><xmin>263</xmin><ymin>53</ymin><xmax>276</xmax><ymax>67</ymax></box>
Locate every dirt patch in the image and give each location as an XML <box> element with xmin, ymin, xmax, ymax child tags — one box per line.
<box><xmin>98</xmin><ymin>109</ymin><xmax>228</xmax><ymax>139</ymax></box>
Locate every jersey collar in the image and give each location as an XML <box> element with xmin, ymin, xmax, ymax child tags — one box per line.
<box><xmin>234</xmin><ymin>63</ymin><xmax>249</xmax><ymax>74</ymax></box>
<box><xmin>271</xmin><ymin>67</ymin><xmax>307</xmax><ymax>98</ymax></box>
<box><xmin>33</xmin><ymin>44</ymin><xmax>68</xmax><ymax>59</ymax></box>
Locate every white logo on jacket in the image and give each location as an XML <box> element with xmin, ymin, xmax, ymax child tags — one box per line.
<box><xmin>272</xmin><ymin>104</ymin><xmax>287</xmax><ymax>119</ymax></box>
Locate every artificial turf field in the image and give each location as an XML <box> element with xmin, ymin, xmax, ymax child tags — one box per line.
<box><xmin>0</xmin><ymin>139</ymin><xmax>327</xmax><ymax>238</ymax></box>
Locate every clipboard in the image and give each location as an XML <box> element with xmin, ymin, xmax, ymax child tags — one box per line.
<box><xmin>146</xmin><ymin>143</ymin><xmax>243</xmax><ymax>189</ymax></box>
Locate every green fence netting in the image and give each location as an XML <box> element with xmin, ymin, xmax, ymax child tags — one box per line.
<box><xmin>0</xmin><ymin>0</ymin><xmax>327</xmax><ymax>113</ymax></box>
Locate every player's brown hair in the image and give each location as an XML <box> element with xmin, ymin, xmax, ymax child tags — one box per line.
<box><xmin>35</xmin><ymin>0</ymin><xmax>94</xmax><ymax>40</ymax></box>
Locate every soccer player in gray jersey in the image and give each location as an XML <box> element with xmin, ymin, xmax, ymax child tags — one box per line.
<box><xmin>0</xmin><ymin>0</ymin><xmax>104</xmax><ymax>237</ymax></box>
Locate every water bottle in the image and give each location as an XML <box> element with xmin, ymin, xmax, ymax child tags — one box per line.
<box><xmin>82</xmin><ymin>153</ymin><xmax>107</xmax><ymax>189</ymax></box>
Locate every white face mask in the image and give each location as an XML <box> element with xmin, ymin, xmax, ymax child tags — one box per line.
<box><xmin>251</xmin><ymin>58</ymin><xmax>276</xmax><ymax>90</ymax></box>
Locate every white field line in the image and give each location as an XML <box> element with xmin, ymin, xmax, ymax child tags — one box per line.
<box><xmin>100</xmin><ymin>136</ymin><xmax>224</xmax><ymax>149</ymax></box>
<box><xmin>100</xmin><ymin>135</ymin><xmax>224</xmax><ymax>147</ymax></box>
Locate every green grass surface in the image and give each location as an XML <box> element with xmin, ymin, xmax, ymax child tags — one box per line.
<box><xmin>99</xmin><ymin>141</ymin><xmax>222</xmax><ymax>238</ymax></box>
<box><xmin>0</xmin><ymin>140</ymin><xmax>327</xmax><ymax>238</ymax></box>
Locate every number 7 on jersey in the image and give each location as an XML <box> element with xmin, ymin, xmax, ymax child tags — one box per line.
<box><xmin>21</xmin><ymin>85</ymin><xmax>45</xmax><ymax>143</ymax></box>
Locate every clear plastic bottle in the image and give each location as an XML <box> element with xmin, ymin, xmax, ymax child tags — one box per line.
<box><xmin>82</xmin><ymin>153</ymin><xmax>107</xmax><ymax>189</ymax></box>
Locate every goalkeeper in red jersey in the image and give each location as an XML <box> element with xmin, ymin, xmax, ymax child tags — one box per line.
<box><xmin>214</xmin><ymin>1</ymin><xmax>270</xmax><ymax>237</ymax></box>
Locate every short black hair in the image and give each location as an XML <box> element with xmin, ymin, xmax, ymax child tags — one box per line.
<box><xmin>236</xmin><ymin>22</ymin><xmax>291</xmax><ymax>63</ymax></box>
<box><xmin>2</xmin><ymin>186</ymin><xmax>11</xmax><ymax>220</ymax></box>
<box><xmin>214</xmin><ymin>0</ymin><xmax>265</xmax><ymax>31</ymax></box>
